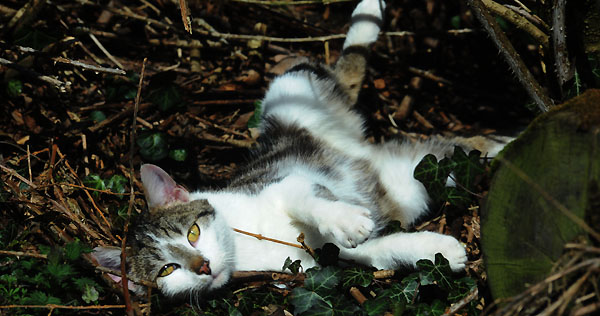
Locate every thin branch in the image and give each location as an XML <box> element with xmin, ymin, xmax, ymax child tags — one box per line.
<box><xmin>120</xmin><ymin>57</ymin><xmax>147</xmax><ymax>316</ymax></box>
<box><xmin>0</xmin><ymin>57</ymin><xmax>69</xmax><ymax>92</ymax></box>
<box><xmin>443</xmin><ymin>287</ymin><xmax>479</xmax><ymax>315</ymax></box>
<box><xmin>53</xmin><ymin>57</ymin><xmax>126</xmax><ymax>75</ymax></box>
<box><xmin>0</xmin><ymin>163</ymin><xmax>38</xmax><ymax>189</ymax></box>
<box><xmin>552</xmin><ymin>0</ymin><xmax>573</xmax><ymax>87</ymax></box>
<box><xmin>88</xmin><ymin>33</ymin><xmax>125</xmax><ymax>70</ymax></box>
<box><xmin>467</xmin><ymin>0</ymin><xmax>553</xmax><ymax>112</ymax></box>
<box><xmin>0</xmin><ymin>250</ymin><xmax>47</xmax><ymax>259</ymax></box>
<box><xmin>233</xmin><ymin>228</ymin><xmax>304</xmax><ymax>249</ymax></box>
<box><xmin>481</xmin><ymin>0</ymin><xmax>549</xmax><ymax>48</ymax></box>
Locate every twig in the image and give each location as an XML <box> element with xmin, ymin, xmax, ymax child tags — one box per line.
<box><xmin>233</xmin><ymin>228</ymin><xmax>304</xmax><ymax>249</ymax></box>
<box><xmin>350</xmin><ymin>287</ymin><xmax>368</xmax><ymax>305</ymax></box>
<box><xmin>121</xmin><ymin>57</ymin><xmax>147</xmax><ymax>316</ymax></box>
<box><xmin>481</xmin><ymin>0</ymin><xmax>549</xmax><ymax>48</ymax></box>
<box><xmin>88</xmin><ymin>102</ymin><xmax>152</xmax><ymax>133</ymax></box>
<box><xmin>443</xmin><ymin>287</ymin><xmax>479</xmax><ymax>315</ymax></box>
<box><xmin>0</xmin><ymin>250</ymin><xmax>48</xmax><ymax>259</ymax></box>
<box><xmin>231</xmin><ymin>271</ymin><xmax>305</xmax><ymax>283</ymax></box>
<box><xmin>0</xmin><ymin>163</ymin><xmax>38</xmax><ymax>189</ymax></box>
<box><xmin>551</xmin><ymin>0</ymin><xmax>573</xmax><ymax>87</ymax></box>
<box><xmin>0</xmin><ymin>57</ymin><xmax>69</xmax><ymax>92</ymax></box>
<box><xmin>52</xmin><ymin>57</ymin><xmax>126</xmax><ymax>75</ymax></box>
<box><xmin>88</xmin><ymin>33</ymin><xmax>125</xmax><ymax>70</ymax></box>
<box><xmin>178</xmin><ymin>0</ymin><xmax>192</xmax><ymax>34</ymax></box>
<box><xmin>199</xmin><ymin>133</ymin><xmax>255</xmax><ymax>148</ymax></box>
<box><xmin>467</xmin><ymin>0</ymin><xmax>553</xmax><ymax>112</ymax></box>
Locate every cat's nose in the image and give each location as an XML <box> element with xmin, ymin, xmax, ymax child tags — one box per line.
<box><xmin>197</xmin><ymin>260</ymin><xmax>211</xmax><ymax>275</ymax></box>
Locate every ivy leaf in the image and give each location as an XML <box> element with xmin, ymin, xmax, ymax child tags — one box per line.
<box><xmin>414</xmin><ymin>155</ymin><xmax>455</xmax><ymax>204</ymax></box>
<box><xmin>364</xmin><ymin>296</ymin><xmax>390</xmax><ymax>316</ymax></box>
<box><xmin>447</xmin><ymin>277</ymin><xmax>477</xmax><ymax>302</ymax></box>
<box><xmin>282</xmin><ymin>257</ymin><xmax>302</xmax><ymax>274</ymax></box>
<box><xmin>14</xmin><ymin>28</ymin><xmax>57</xmax><ymax>50</ymax></box>
<box><xmin>137</xmin><ymin>132</ymin><xmax>168</xmax><ymax>161</ymax></box>
<box><xmin>106</xmin><ymin>174</ymin><xmax>128</xmax><ymax>196</ymax></box>
<box><xmin>342</xmin><ymin>267</ymin><xmax>373</xmax><ymax>288</ymax></box>
<box><xmin>303</xmin><ymin>266</ymin><xmax>341</xmax><ymax>297</ymax></box>
<box><xmin>169</xmin><ymin>149</ymin><xmax>188</xmax><ymax>162</ymax></box>
<box><xmin>451</xmin><ymin>146</ymin><xmax>484</xmax><ymax>192</ymax></box>
<box><xmin>148</xmin><ymin>84</ymin><xmax>183</xmax><ymax>112</ymax></box>
<box><xmin>380</xmin><ymin>220</ymin><xmax>406</xmax><ymax>236</ymax></box>
<box><xmin>247</xmin><ymin>101</ymin><xmax>262</xmax><ymax>128</ymax></box>
<box><xmin>6</xmin><ymin>79</ymin><xmax>23</xmax><ymax>98</ymax></box>
<box><xmin>290</xmin><ymin>287</ymin><xmax>331</xmax><ymax>315</ymax></box>
<box><xmin>89</xmin><ymin>110</ymin><xmax>106</xmax><ymax>123</ymax></box>
<box><xmin>444</xmin><ymin>187</ymin><xmax>471</xmax><ymax>208</ymax></box>
<box><xmin>414</xmin><ymin>299</ymin><xmax>445</xmax><ymax>316</ymax></box>
<box><xmin>83</xmin><ymin>174</ymin><xmax>105</xmax><ymax>197</ymax></box>
<box><xmin>416</xmin><ymin>253</ymin><xmax>453</xmax><ymax>290</ymax></box>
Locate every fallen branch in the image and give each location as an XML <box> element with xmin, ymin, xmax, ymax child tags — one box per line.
<box><xmin>53</xmin><ymin>57</ymin><xmax>126</xmax><ymax>75</ymax></box>
<box><xmin>0</xmin><ymin>57</ymin><xmax>69</xmax><ymax>92</ymax></box>
<box><xmin>467</xmin><ymin>0</ymin><xmax>553</xmax><ymax>112</ymax></box>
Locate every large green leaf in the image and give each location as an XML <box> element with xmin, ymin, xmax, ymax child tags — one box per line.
<box><xmin>341</xmin><ymin>267</ymin><xmax>373</xmax><ymax>288</ymax></box>
<box><xmin>482</xmin><ymin>90</ymin><xmax>600</xmax><ymax>299</ymax></box>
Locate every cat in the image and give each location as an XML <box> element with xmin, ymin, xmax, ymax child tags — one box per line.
<box><xmin>93</xmin><ymin>0</ymin><xmax>508</xmax><ymax>299</ymax></box>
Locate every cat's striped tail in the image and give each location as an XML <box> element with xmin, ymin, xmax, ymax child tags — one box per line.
<box><xmin>335</xmin><ymin>0</ymin><xmax>385</xmax><ymax>104</ymax></box>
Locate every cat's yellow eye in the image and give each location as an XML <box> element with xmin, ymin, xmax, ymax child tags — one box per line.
<box><xmin>158</xmin><ymin>263</ymin><xmax>179</xmax><ymax>278</ymax></box>
<box><xmin>187</xmin><ymin>224</ymin><xmax>200</xmax><ymax>244</ymax></box>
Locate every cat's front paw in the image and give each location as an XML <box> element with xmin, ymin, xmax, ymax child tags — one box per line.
<box><xmin>417</xmin><ymin>232</ymin><xmax>467</xmax><ymax>271</ymax></box>
<box><xmin>317</xmin><ymin>202</ymin><xmax>375</xmax><ymax>248</ymax></box>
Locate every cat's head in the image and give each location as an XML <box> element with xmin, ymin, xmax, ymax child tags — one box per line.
<box><xmin>93</xmin><ymin>164</ymin><xmax>235</xmax><ymax>297</ymax></box>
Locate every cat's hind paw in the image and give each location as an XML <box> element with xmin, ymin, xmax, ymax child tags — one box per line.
<box><xmin>419</xmin><ymin>233</ymin><xmax>467</xmax><ymax>271</ymax></box>
<box><xmin>317</xmin><ymin>202</ymin><xmax>375</xmax><ymax>248</ymax></box>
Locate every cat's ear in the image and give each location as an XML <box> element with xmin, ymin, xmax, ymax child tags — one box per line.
<box><xmin>92</xmin><ymin>247</ymin><xmax>141</xmax><ymax>293</ymax></box>
<box><xmin>140</xmin><ymin>164</ymin><xmax>190</xmax><ymax>209</ymax></box>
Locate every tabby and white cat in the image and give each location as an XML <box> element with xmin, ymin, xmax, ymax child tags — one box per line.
<box><xmin>94</xmin><ymin>0</ymin><xmax>506</xmax><ymax>298</ymax></box>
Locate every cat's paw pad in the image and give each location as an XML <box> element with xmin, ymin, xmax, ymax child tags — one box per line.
<box><xmin>419</xmin><ymin>233</ymin><xmax>467</xmax><ymax>271</ymax></box>
<box><xmin>317</xmin><ymin>202</ymin><xmax>374</xmax><ymax>248</ymax></box>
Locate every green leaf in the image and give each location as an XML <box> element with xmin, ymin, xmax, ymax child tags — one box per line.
<box><xmin>451</xmin><ymin>146</ymin><xmax>484</xmax><ymax>192</ymax></box>
<box><xmin>414</xmin><ymin>300</ymin><xmax>445</xmax><ymax>316</ymax></box>
<box><xmin>414</xmin><ymin>155</ymin><xmax>455</xmax><ymax>204</ymax></box>
<box><xmin>444</xmin><ymin>187</ymin><xmax>471</xmax><ymax>208</ymax></box>
<box><xmin>364</xmin><ymin>296</ymin><xmax>390</xmax><ymax>316</ymax></box>
<box><xmin>450</xmin><ymin>15</ymin><xmax>461</xmax><ymax>29</ymax></box>
<box><xmin>341</xmin><ymin>267</ymin><xmax>373</xmax><ymax>288</ymax></box>
<box><xmin>247</xmin><ymin>101</ymin><xmax>262</xmax><ymax>128</ymax></box>
<box><xmin>106</xmin><ymin>174</ymin><xmax>128</xmax><ymax>196</ymax></box>
<box><xmin>416</xmin><ymin>253</ymin><xmax>453</xmax><ymax>290</ymax></box>
<box><xmin>22</xmin><ymin>291</ymin><xmax>61</xmax><ymax>305</ymax></box>
<box><xmin>64</xmin><ymin>239</ymin><xmax>92</xmax><ymax>261</ymax></box>
<box><xmin>148</xmin><ymin>84</ymin><xmax>183</xmax><ymax>112</ymax></box>
<box><xmin>81</xmin><ymin>283</ymin><xmax>99</xmax><ymax>303</ymax></box>
<box><xmin>304</xmin><ymin>266</ymin><xmax>341</xmax><ymax>296</ymax></box>
<box><xmin>282</xmin><ymin>257</ymin><xmax>302</xmax><ymax>274</ymax></box>
<box><xmin>6</xmin><ymin>79</ymin><xmax>23</xmax><ymax>98</ymax></box>
<box><xmin>448</xmin><ymin>277</ymin><xmax>477</xmax><ymax>302</ymax></box>
<box><xmin>290</xmin><ymin>287</ymin><xmax>331</xmax><ymax>315</ymax></box>
<box><xmin>46</xmin><ymin>262</ymin><xmax>74</xmax><ymax>282</ymax></box>
<box><xmin>83</xmin><ymin>174</ymin><xmax>106</xmax><ymax>197</ymax></box>
<box><xmin>169</xmin><ymin>149</ymin><xmax>188</xmax><ymax>162</ymax></box>
<box><xmin>89</xmin><ymin>110</ymin><xmax>106</xmax><ymax>123</ymax></box>
<box><xmin>137</xmin><ymin>132</ymin><xmax>169</xmax><ymax>161</ymax></box>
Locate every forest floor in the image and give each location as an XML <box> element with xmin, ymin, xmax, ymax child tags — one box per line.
<box><xmin>0</xmin><ymin>0</ymin><xmax>550</xmax><ymax>315</ymax></box>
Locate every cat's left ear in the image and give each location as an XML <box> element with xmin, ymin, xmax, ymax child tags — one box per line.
<box><xmin>92</xmin><ymin>247</ymin><xmax>141</xmax><ymax>294</ymax></box>
<box><xmin>140</xmin><ymin>164</ymin><xmax>190</xmax><ymax>209</ymax></box>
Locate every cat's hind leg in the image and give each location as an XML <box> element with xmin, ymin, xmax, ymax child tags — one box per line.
<box><xmin>340</xmin><ymin>231</ymin><xmax>467</xmax><ymax>271</ymax></box>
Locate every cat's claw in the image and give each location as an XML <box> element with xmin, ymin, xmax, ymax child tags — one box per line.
<box><xmin>317</xmin><ymin>202</ymin><xmax>375</xmax><ymax>248</ymax></box>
